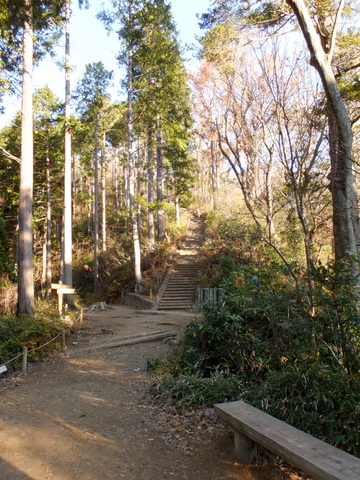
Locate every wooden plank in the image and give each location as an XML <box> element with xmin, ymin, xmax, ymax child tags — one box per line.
<box><xmin>51</xmin><ymin>283</ymin><xmax>71</xmax><ymax>290</ymax></box>
<box><xmin>214</xmin><ymin>401</ymin><xmax>360</xmax><ymax>480</ymax></box>
<box><xmin>57</xmin><ymin>288</ymin><xmax>75</xmax><ymax>294</ymax></box>
<box><xmin>77</xmin><ymin>331</ymin><xmax>177</xmax><ymax>352</ymax></box>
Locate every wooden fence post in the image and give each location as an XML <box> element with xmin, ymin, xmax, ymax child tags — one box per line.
<box><xmin>22</xmin><ymin>346</ymin><xmax>28</xmax><ymax>375</ymax></box>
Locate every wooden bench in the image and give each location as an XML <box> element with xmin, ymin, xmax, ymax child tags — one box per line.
<box><xmin>214</xmin><ymin>400</ymin><xmax>360</xmax><ymax>480</ymax></box>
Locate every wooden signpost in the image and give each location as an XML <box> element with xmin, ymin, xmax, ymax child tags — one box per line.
<box><xmin>51</xmin><ymin>283</ymin><xmax>75</xmax><ymax>315</ymax></box>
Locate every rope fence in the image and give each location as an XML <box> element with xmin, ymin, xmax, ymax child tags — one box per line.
<box><xmin>0</xmin><ymin>308</ymin><xmax>84</xmax><ymax>376</ymax></box>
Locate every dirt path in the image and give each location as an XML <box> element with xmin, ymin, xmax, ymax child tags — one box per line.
<box><xmin>0</xmin><ymin>306</ymin><xmax>304</xmax><ymax>480</ymax></box>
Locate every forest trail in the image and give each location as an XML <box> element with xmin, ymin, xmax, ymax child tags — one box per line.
<box><xmin>157</xmin><ymin>217</ymin><xmax>205</xmax><ymax>311</ymax></box>
<box><xmin>0</xmin><ymin>306</ymin><xmax>304</xmax><ymax>480</ymax></box>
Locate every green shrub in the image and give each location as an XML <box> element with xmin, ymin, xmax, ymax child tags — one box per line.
<box><xmin>149</xmin><ymin>261</ymin><xmax>360</xmax><ymax>455</ymax></box>
<box><xmin>150</xmin><ymin>371</ymin><xmax>245</xmax><ymax>409</ymax></box>
<box><xmin>244</xmin><ymin>362</ymin><xmax>360</xmax><ymax>456</ymax></box>
<box><xmin>166</xmin><ymin>275</ymin><xmax>307</xmax><ymax>379</ymax></box>
<box><xmin>148</xmin><ymin>214</ymin><xmax>360</xmax><ymax>456</ymax></box>
<box><xmin>0</xmin><ymin>312</ymin><xmax>67</xmax><ymax>370</ymax></box>
<box><xmin>0</xmin><ymin>275</ymin><xmax>17</xmax><ymax>314</ymax></box>
<box><xmin>0</xmin><ymin>217</ymin><xmax>16</xmax><ymax>280</ymax></box>
<box><xmin>311</xmin><ymin>259</ymin><xmax>360</xmax><ymax>376</ymax></box>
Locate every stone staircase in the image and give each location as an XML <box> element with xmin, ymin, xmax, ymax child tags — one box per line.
<box><xmin>157</xmin><ymin>217</ymin><xmax>204</xmax><ymax>311</ymax></box>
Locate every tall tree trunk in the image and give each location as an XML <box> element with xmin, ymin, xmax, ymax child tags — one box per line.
<box><xmin>42</xmin><ymin>239</ymin><xmax>46</xmax><ymax>294</ymax></box>
<box><xmin>18</xmin><ymin>0</ymin><xmax>34</xmax><ymax>316</ymax></box>
<box><xmin>156</xmin><ymin>129</ymin><xmax>165</xmax><ymax>241</ymax></box>
<box><xmin>45</xmin><ymin>155</ymin><xmax>52</xmax><ymax>297</ymax></box>
<box><xmin>328</xmin><ymin>114</ymin><xmax>360</xmax><ymax>260</ymax></box>
<box><xmin>124</xmin><ymin>162</ymin><xmax>130</xmax><ymax>210</ymax></box>
<box><xmin>86</xmin><ymin>173</ymin><xmax>92</xmax><ymax>235</ymax></box>
<box><xmin>93</xmin><ymin>117</ymin><xmax>100</xmax><ymax>289</ymax></box>
<box><xmin>147</xmin><ymin>131</ymin><xmax>155</xmax><ymax>246</ymax></box>
<box><xmin>287</xmin><ymin>0</ymin><xmax>359</xmax><ymax>264</ymax></box>
<box><xmin>211</xmin><ymin>140</ymin><xmax>217</xmax><ymax>210</ymax></box>
<box><xmin>114</xmin><ymin>149</ymin><xmax>120</xmax><ymax>225</ymax></box>
<box><xmin>137</xmin><ymin>140</ymin><xmax>142</xmax><ymax>234</ymax></box>
<box><xmin>127</xmin><ymin>39</ymin><xmax>143</xmax><ymax>292</ymax></box>
<box><xmin>62</xmin><ymin>0</ymin><xmax>73</xmax><ymax>300</ymax></box>
<box><xmin>72</xmin><ymin>150</ymin><xmax>77</xmax><ymax>221</ymax></box>
<box><xmin>101</xmin><ymin>137</ymin><xmax>107</xmax><ymax>253</ymax></box>
<box><xmin>42</xmin><ymin>148</ymin><xmax>52</xmax><ymax>297</ymax></box>
<box><xmin>175</xmin><ymin>197</ymin><xmax>180</xmax><ymax>225</ymax></box>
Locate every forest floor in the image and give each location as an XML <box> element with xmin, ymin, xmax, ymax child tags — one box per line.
<box><xmin>0</xmin><ymin>305</ymin><xmax>308</xmax><ymax>480</ymax></box>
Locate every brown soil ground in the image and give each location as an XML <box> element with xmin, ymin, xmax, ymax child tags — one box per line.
<box><xmin>0</xmin><ymin>305</ymin><xmax>307</xmax><ymax>480</ymax></box>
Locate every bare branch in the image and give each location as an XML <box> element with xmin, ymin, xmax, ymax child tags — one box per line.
<box><xmin>261</xmin><ymin>235</ymin><xmax>302</xmax><ymax>297</ymax></box>
<box><xmin>0</xmin><ymin>145</ymin><xmax>21</xmax><ymax>164</ymax></box>
<box><xmin>328</xmin><ymin>0</ymin><xmax>346</xmax><ymax>63</ymax></box>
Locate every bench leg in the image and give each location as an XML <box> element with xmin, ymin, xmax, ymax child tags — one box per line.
<box><xmin>234</xmin><ymin>431</ymin><xmax>253</xmax><ymax>462</ymax></box>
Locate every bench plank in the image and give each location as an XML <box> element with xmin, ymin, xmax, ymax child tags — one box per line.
<box><xmin>214</xmin><ymin>400</ymin><xmax>360</xmax><ymax>480</ymax></box>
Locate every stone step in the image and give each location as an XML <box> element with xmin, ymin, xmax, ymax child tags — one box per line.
<box><xmin>161</xmin><ymin>291</ymin><xmax>194</xmax><ymax>296</ymax></box>
<box><xmin>172</xmin><ymin>269</ymin><xmax>197</xmax><ymax>274</ymax></box>
<box><xmin>167</xmin><ymin>280</ymin><xmax>195</xmax><ymax>283</ymax></box>
<box><xmin>159</xmin><ymin>299</ymin><xmax>194</xmax><ymax>304</ymax></box>
<box><xmin>166</xmin><ymin>287</ymin><xmax>195</xmax><ymax>290</ymax></box>
<box><xmin>160</xmin><ymin>290</ymin><xmax>195</xmax><ymax>297</ymax></box>
<box><xmin>157</xmin><ymin>217</ymin><xmax>204</xmax><ymax>311</ymax></box>
<box><xmin>169</xmin><ymin>274</ymin><xmax>197</xmax><ymax>278</ymax></box>
<box><xmin>170</xmin><ymin>274</ymin><xmax>197</xmax><ymax>278</ymax></box>
<box><xmin>161</xmin><ymin>298</ymin><xmax>193</xmax><ymax>302</ymax></box>
<box><xmin>163</xmin><ymin>289</ymin><xmax>194</xmax><ymax>293</ymax></box>
<box><xmin>160</xmin><ymin>297</ymin><xmax>194</xmax><ymax>302</ymax></box>
<box><xmin>158</xmin><ymin>302</ymin><xmax>193</xmax><ymax>310</ymax></box>
<box><xmin>158</xmin><ymin>308</ymin><xmax>193</xmax><ymax>311</ymax></box>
